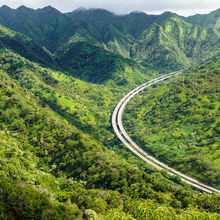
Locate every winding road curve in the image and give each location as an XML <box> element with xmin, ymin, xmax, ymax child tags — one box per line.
<box><xmin>112</xmin><ymin>71</ymin><xmax>220</xmax><ymax>194</ymax></box>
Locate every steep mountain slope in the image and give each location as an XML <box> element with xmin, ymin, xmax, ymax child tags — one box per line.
<box><xmin>130</xmin><ymin>13</ymin><xmax>203</xmax><ymax>70</ymax></box>
<box><xmin>56</xmin><ymin>41</ymin><xmax>149</xmax><ymax>84</ymax></box>
<box><xmin>0</xmin><ymin>18</ymin><xmax>148</xmax><ymax>85</ymax></box>
<box><xmin>0</xmin><ymin>47</ymin><xmax>220</xmax><ymax>220</ymax></box>
<box><xmin>0</xmin><ymin>45</ymin><xmax>154</xmax><ymax>153</ymax></box>
<box><xmin>186</xmin><ymin>8</ymin><xmax>220</xmax><ymax>28</ymax></box>
<box><xmin>69</xmin><ymin>8</ymin><xmax>220</xmax><ymax>71</ymax></box>
<box><xmin>68</xmin><ymin>9</ymin><xmax>156</xmax><ymax>59</ymax></box>
<box><xmin>0</xmin><ymin>24</ymin><xmax>55</xmax><ymax>67</ymax></box>
<box><xmin>0</xmin><ymin>5</ymin><xmax>94</xmax><ymax>52</ymax></box>
<box><xmin>1</xmin><ymin>6</ymin><xmax>220</xmax><ymax>72</ymax></box>
<box><xmin>123</xmin><ymin>58</ymin><xmax>220</xmax><ymax>189</ymax></box>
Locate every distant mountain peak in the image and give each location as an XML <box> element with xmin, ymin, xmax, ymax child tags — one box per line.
<box><xmin>161</xmin><ymin>11</ymin><xmax>175</xmax><ymax>16</ymax></box>
<box><xmin>73</xmin><ymin>7</ymin><xmax>87</xmax><ymax>12</ymax></box>
<box><xmin>89</xmin><ymin>8</ymin><xmax>110</xmax><ymax>12</ymax></box>
<box><xmin>130</xmin><ymin>11</ymin><xmax>145</xmax><ymax>14</ymax></box>
<box><xmin>37</xmin><ymin>5</ymin><xmax>60</xmax><ymax>14</ymax></box>
<box><xmin>16</xmin><ymin>5</ymin><xmax>33</xmax><ymax>11</ymax></box>
<box><xmin>159</xmin><ymin>11</ymin><xmax>178</xmax><ymax>21</ymax></box>
<box><xmin>80</xmin><ymin>8</ymin><xmax>113</xmax><ymax>14</ymax></box>
<box><xmin>210</xmin><ymin>7</ymin><xmax>220</xmax><ymax>16</ymax></box>
<box><xmin>0</xmin><ymin>5</ymin><xmax>12</xmax><ymax>10</ymax></box>
<box><xmin>42</xmin><ymin>5</ymin><xmax>56</xmax><ymax>10</ymax></box>
<box><xmin>69</xmin><ymin>7</ymin><xmax>114</xmax><ymax>17</ymax></box>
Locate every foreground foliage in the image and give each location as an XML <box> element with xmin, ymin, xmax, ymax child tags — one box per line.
<box><xmin>0</xmin><ymin>52</ymin><xmax>219</xmax><ymax>219</ymax></box>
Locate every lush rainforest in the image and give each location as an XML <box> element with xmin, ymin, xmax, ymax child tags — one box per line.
<box><xmin>124</xmin><ymin>59</ymin><xmax>220</xmax><ymax>189</ymax></box>
<box><xmin>0</xmin><ymin>5</ymin><xmax>219</xmax><ymax>219</ymax></box>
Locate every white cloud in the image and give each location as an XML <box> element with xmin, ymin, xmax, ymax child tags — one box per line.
<box><xmin>0</xmin><ymin>0</ymin><xmax>220</xmax><ymax>16</ymax></box>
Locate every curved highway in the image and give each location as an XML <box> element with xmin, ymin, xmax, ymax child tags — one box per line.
<box><xmin>112</xmin><ymin>71</ymin><xmax>220</xmax><ymax>194</ymax></box>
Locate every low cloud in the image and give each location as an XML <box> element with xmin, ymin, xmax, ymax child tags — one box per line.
<box><xmin>0</xmin><ymin>0</ymin><xmax>220</xmax><ymax>15</ymax></box>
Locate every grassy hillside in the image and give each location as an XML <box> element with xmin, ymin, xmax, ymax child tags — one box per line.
<box><xmin>0</xmin><ymin>52</ymin><xmax>220</xmax><ymax>219</ymax></box>
<box><xmin>123</xmin><ymin>58</ymin><xmax>220</xmax><ymax>189</ymax></box>
<box><xmin>130</xmin><ymin>13</ymin><xmax>203</xmax><ymax>70</ymax></box>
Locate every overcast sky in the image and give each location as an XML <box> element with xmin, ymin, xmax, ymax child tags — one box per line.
<box><xmin>0</xmin><ymin>0</ymin><xmax>220</xmax><ymax>16</ymax></box>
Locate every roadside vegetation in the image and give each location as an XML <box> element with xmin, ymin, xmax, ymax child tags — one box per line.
<box><xmin>124</xmin><ymin>58</ymin><xmax>220</xmax><ymax>189</ymax></box>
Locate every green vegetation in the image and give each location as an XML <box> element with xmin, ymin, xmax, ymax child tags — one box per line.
<box><xmin>0</xmin><ymin>66</ymin><xmax>219</xmax><ymax>218</ymax></box>
<box><xmin>0</xmin><ymin>5</ymin><xmax>82</xmax><ymax>52</ymax></box>
<box><xmin>0</xmin><ymin>24</ymin><xmax>55</xmax><ymax>67</ymax></box>
<box><xmin>0</xmin><ymin>47</ymin><xmax>153</xmax><ymax>146</ymax></box>
<box><xmin>55</xmin><ymin>41</ymin><xmax>148</xmax><ymax>84</ymax></box>
<box><xmin>124</xmin><ymin>58</ymin><xmax>220</xmax><ymax>189</ymax></box>
<box><xmin>0</xmin><ymin>5</ymin><xmax>219</xmax><ymax>219</ymax></box>
<box><xmin>0</xmin><ymin>6</ymin><xmax>220</xmax><ymax>72</ymax></box>
<box><xmin>68</xmin><ymin>9</ymin><xmax>220</xmax><ymax>72</ymax></box>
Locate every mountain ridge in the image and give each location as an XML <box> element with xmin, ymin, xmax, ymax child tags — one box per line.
<box><xmin>0</xmin><ymin>5</ymin><xmax>220</xmax><ymax>72</ymax></box>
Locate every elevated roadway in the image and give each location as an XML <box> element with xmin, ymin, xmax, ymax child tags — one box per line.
<box><xmin>112</xmin><ymin>71</ymin><xmax>220</xmax><ymax>194</ymax></box>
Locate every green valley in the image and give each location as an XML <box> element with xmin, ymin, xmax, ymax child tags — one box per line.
<box><xmin>0</xmin><ymin>4</ymin><xmax>219</xmax><ymax>219</ymax></box>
